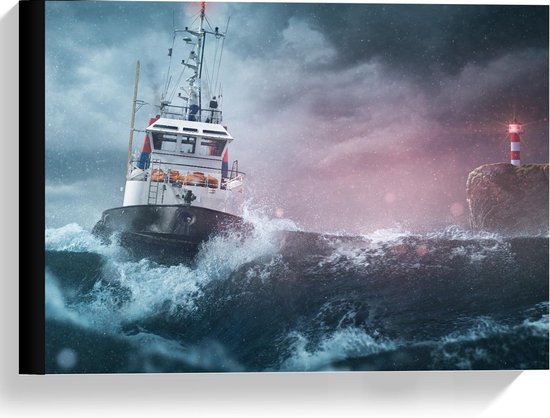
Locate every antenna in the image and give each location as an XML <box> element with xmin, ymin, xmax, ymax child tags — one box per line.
<box><xmin>213</xmin><ymin>15</ymin><xmax>230</xmax><ymax>97</ymax></box>
<box><xmin>127</xmin><ymin>60</ymin><xmax>140</xmax><ymax>176</ymax></box>
<box><xmin>173</xmin><ymin>2</ymin><xmax>226</xmax><ymax>123</ymax></box>
<box><xmin>198</xmin><ymin>1</ymin><xmax>207</xmax><ymax>116</ymax></box>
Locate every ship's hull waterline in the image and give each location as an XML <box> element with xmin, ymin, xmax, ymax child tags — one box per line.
<box><xmin>92</xmin><ymin>205</ymin><xmax>245</xmax><ymax>261</ymax></box>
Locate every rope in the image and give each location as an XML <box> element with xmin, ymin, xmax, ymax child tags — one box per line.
<box><xmin>202</xmin><ymin>61</ymin><xmax>212</xmax><ymax>101</ymax></box>
<box><xmin>213</xmin><ymin>16</ymin><xmax>230</xmax><ymax>97</ymax></box>
<box><xmin>210</xmin><ymin>36</ymin><xmax>220</xmax><ymax>93</ymax></box>
<box><xmin>167</xmin><ymin>67</ymin><xmax>186</xmax><ymax>102</ymax></box>
<box><xmin>190</xmin><ymin>12</ymin><xmax>200</xmax><ymax>27</ymax></box>
<box><xmin>204</xmin><ymin>15</ymin><xmax>215</xmax><ymax>32</ymax></box>
<box><xmin>162</xmin><ymin>32</ymin><xmax>177</xmax><ymax>100</ymax></box>
<box><xmin>213</xmin><ymin>35</ymin><xmax>226</xmax><ymax>97</ymax></box>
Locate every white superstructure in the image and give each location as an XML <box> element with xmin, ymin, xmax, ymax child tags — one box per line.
<box><xmin>122</xmin><ymin>3</ymin><xmax>244</xmax><ymax>216</ymax></box>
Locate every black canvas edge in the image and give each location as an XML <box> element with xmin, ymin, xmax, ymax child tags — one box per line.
<box><xmin>19</xmin><ymin>0</ymin><xmax>45</xmax><ymax>375</ymax></box>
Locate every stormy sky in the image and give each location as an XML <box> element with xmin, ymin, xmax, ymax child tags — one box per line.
<box><xmin>45</xmin><ymin>1</ymin><xmax>549</xmax><ymax>233</ymax></box>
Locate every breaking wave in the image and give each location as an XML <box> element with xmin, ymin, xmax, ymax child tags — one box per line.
<box><xmin>44</xmin><ymin>217</ymin><xmax>549</xmax><ymax>373</ymax></box>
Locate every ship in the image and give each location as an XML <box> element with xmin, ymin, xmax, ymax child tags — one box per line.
<box><xmin>93</xmin><ymin>3</ymin><xmax>246</xmax><ymax>260</ymax></box>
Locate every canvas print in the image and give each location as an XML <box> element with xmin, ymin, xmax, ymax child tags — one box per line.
<box><xmin>44</xmin><ymin>1</ymin><xmax>548</xmax><ymax>373</ymax></box>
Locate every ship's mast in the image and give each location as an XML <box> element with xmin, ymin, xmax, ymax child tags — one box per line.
<box><xmin>198</xmin><ymin>2</ymin><xmax>206</xmax><ymax>116</ymax></box>
<box><xmin>157</xmin><ymin>3</ymin><xmax>228</xmax><ymax>122</ymax></box>
<box><xmin>170</xmin><ymin>2</ymin><xmax>224</xmax><ymax>123</ymax></box>
<box><xmin>127</xmin><ymin>60</ymin><xmax>140</xmax><ymax>176</ymax></box>
<box><xmin>178</xmin><ymin>2</ymin><xmax>205</xmax><ymax>122</ymax></box>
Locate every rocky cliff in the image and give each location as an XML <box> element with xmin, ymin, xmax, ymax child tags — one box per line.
<box><xmin>466</xmin><ymin>163</ymin><xmax>549</xmax><ymax>235</ymax></box>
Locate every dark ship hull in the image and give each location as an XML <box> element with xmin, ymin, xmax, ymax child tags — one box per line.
<box><xmin>92</xmin><ymin>205</ymin><xmax>244</xmax><ymax>261</ymax></box>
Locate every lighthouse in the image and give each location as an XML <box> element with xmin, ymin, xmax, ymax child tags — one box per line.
<box><xmin>508</xmin><ymin>118</ymin><xmax>523</xmax><ymax>166</ymax></box>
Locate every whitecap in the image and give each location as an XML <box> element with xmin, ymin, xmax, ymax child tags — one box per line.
<box><xmin>279</xmin><ymin>327</ymin><xmax>399</xmax><ymax>371</ymax></box>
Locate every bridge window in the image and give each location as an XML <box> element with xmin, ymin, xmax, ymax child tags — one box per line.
<box><xmin>180</xmin><ymin>136</ymin><xmax>197</xmax><ymax>154</ymax></box>
<box><xmin>161</xmin><ymin>135</ymin><xmax>177</xmax><ymax>152</ymax></box>
<box><xmin>198</xmin><ymin>139</ymin><xmax>226</xmax><ymax>157</ymax></box>
<box><xmin>152</xmin><ymin>133</ymin><xmax>178</xmax><ymax>152</ymax></box>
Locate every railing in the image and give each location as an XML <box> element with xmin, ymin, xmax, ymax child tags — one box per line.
<box><xmin>160</xmin><ymin>103</ymin><xmax>223</xmax><ymax>124</ymax></box>
<box><xmin>128</xmin><ymin>157</ymin><xmax>245</xmax><ymax>191</ymax></box>
<box><xmin>223</xmin><ymin>174</ymin><xmax>244</xmax><ymax>191</ymax></box>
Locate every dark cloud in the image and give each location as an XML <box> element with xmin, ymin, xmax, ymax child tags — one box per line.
<box><xmin>232</xmin><ymin>3</ymin><xmax>548</xmax><ymax>77</ymax></box>
<box><xmin>45</xmin><ymin>2</ymin><xmax>549</xmax><ymax>233</ymax></box>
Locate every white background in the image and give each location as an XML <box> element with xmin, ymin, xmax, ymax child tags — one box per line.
<box><xmin>1</xmin><ymin>1</ymin><xmax>548</xmax><ymax>417</ymax></box>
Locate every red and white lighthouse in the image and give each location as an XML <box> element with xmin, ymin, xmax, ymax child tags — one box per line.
<box><xmin>508</xmin><ymin>118</ymin><xmax>523</xmax><ymax>166</ymax></box>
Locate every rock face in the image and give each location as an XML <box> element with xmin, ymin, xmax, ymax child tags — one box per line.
<box><xmin>466</xmin><ymin>163</ymin><xmax>549</xmax><ymax>235</ymax></box>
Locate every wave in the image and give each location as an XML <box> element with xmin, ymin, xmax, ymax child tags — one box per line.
<box><xmin>46</xmin><ymin>222</ymin><xmax>125</xmax><ymax>258</ymax></box>
<box><xmin>123</xmin><ymin>332</ymin><xmax>245</xmax><ymax>373</ymax></box>
<box><xmin>44</xmin><ymin>216</ymin><xmax>548</xmax><ymax>372</ymax></box>
<box><xmin>45</xmin><ymin>270</ymin><xmax>88</xmax><ymax>327</ymax></box>
<box><xmin>44</xmin><ymin>212</ymin><xmax>298</xmax><ymax>332</ymax></box>
<box><xmin>429</xmin><ymin>304</ymin><xmax>549</xmax><ymax>370</ymax></box>
<box><xmin>276</xmin><ymin>303</ymin><xmax>549</xmax><ymax>371</ymax></box>
<box><xmin>279</xmin><ymin>327</ymin><xmax>400</xmax><ymax>371</ymax></box>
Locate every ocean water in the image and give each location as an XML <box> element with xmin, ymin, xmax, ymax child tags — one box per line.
<box><xmin>45</xmin><ymin>213</ymin><xmax>549</xmax><ymax>373</ymax></box>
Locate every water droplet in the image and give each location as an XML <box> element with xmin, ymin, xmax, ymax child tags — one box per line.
<box><xmin>56</xmin><ymin>348</ymin><xmax>77</xmax><ymax>370</ymax></box>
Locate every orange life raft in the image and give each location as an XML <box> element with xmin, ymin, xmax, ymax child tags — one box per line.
<box><xmin>206</xmin><ymin>175</ymin><xmax>219</xmax><ymax>189</ymax></box>
<box><xmin>180</xmin><ymin>171</ymin><xmax>206</xmax><ymax>186</ymax></box>
<box><xmin>177</xmin><ymin>172</ymin><xmax>219</xmax><ymax>188</ymax></box>
<box><xmin>168</xmin><ymin>170</ymin><xmax>180</xmax><ymax>182</ymax></box>
<box><xmin>151</xmin><ymin>168</ymin><xmax>165</xmax><ymax>182</ymax></box>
